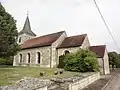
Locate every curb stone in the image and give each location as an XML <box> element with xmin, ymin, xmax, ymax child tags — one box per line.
<box><xmin>101</xmin><ymin>73</ymin><xmax>120</xmax><ymax>90</ymax></box>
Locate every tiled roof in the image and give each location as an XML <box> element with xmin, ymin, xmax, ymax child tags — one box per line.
<box><xmin>19</xmin><ymin>16</ymin><xmax>36</xmax><ymax>36</ymax></box>
<box><xmin>57</xmin><ymin>34</ymin><xmax>87</xmax><ymax>48</ymax></box>
<box><xmin>22</xmin><ymin>31</ymin><xmax>65</xmax><ymax>49</ymax></box>
<box><xmin>89</xmin><ymin>45</ymin><xmax>106</xmax><ymax>58</ymax></box>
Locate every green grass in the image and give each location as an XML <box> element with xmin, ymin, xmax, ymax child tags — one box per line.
<box><xmin>0</xmin><ymin>66</ymin><xmax>80</xmax><ymax>86</ymax></box>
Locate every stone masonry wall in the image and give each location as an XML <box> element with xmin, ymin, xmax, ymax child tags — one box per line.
<box><xmin>57</xmin><ymin>47</ymin><xmax>80</xmax><ymax>57</ymax></box>
<box><xmin>51</xmin><ymin>32</ymin><xmax>67</xmax><ymax>68</ymax></box>
<box><xmin>57</xmin><ymin>47</ymin><xmax>80</xmax><ymax>66</ymax></box>
<box><xmin>13</xmin><ymin>46</ymin><xmax>51</xmax><ymax>68</ymax></box>
<box><xmin>57</xmin><ymin>35</ymin><xmax>90</xmax><ymax>66</ymax></box>
<box><xmin>69</xmin><ymin>72</ymin><xmax>100</xmax><ymax>90</ymax></box>
<box><xmin>81</xmin><ymin>36</ymin><xmax>90</xmax><ymax>49</ymax></box>
<box><xmin>18</xmin><ymin>34</ymin><xmax>35</xmax><ymax>45</ymax></box>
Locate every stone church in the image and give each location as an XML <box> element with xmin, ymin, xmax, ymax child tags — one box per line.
<box><xmin>13</xmin><ymin>16</ymin><xmax>110</xmax><ymax>74</ymax></box>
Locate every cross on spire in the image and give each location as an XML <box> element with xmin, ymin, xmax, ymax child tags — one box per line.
<box><xmin>27</xmin><ymin>11</ymin><xmax>29</xmax><ymax>16</ymax></box>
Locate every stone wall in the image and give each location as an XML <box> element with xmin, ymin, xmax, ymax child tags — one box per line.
<box><xmin>51</xmin><ymin>32</ymin><xmax>67</xmax><ymax>68</ymax></box>
<box><xmin>18</xmin><ymin>34</ymin><xmax>35</xmax><ymax>45</ymax></box>
<box><xmin>69</xmin><ymin>72</ymin><xmax>100</xmax><ymax>90</ymax></box>
<box><xmin>81</xmin><ymin>35</ymin><xmax>90</xmax><ymax>49</ymax></box>
<box><xmin>57</xmin><ymin>47</ymin><xmax>80</xmax><ymax>66</ymax></box>
<box><xmin>57</xmin><ymin>47</ymin><xmax>80</xmax><ymax>56</ymax></box>
<box><xmin>13</xmin><ymin>46</ymin><xmax>51</xmax><ymax>68</ymax></box>
<box><xmin>47</xmin><ymin>72</ymin><xmax>100</xmax><ymax>90</ymax></box>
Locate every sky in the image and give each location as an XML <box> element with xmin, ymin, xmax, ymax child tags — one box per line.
<box><xmin>1</xmin><ymin>0</ymin><xmax>120</xmax><ymax>52</ymax></box>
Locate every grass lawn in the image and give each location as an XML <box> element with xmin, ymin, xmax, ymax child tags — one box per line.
<box><xmin>0</xmin><ymin>66</ymin><xmax>80</xmax><ymax>86</ymax></box>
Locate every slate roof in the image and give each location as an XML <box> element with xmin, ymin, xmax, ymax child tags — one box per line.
<box><xmin>57</xmin><ymin>34</ymin><xmax>87</xmax><ymax>48</ymax></box>
<box><xmin>89</xmin><ymin>45</ymin><xmax>106</xmax><ymax>58</ymax></box>
<box><xmin>22</xmin><ymin>31</ymin><xmax>65</xmax><ymax>49</ymax></box>
<box><xmin>19</xmin><ymin>16</ymin><xmax>36</xmax><ymax>36</ymax></box>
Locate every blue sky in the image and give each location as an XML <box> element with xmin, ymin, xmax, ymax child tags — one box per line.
<box><xmin>1</xmin><ymin>0</ymin><xmax>120</xmax><ymax>52</ymax></box>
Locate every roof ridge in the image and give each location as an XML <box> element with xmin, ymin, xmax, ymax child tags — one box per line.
<box><xmin>67</xmin><ymin>34</ymin><xmax>87</xmax><ymax>38</ymax></box>
<box><xmin>57</xmin><ymin>33</ymin><xmax>87</xmax><ymax>48</ymax></box>
<box><xmin>89</xmin><ymin>45</ymin><xmax>106</xmax><ymax>58</ymax></box>
<box><xmin>22</xmin><ymin>31</ymin><xmax>65</xmax><ymax>49</ymax></box>
<box><xmin>27</xmin><ymin>31</ymin><xmax>65</xmax><ymax>40</ymax></box>
<box><xmin>90</xmin><ymin>45</ymin><xmax>106</xmax><ymax>47</ymax></box>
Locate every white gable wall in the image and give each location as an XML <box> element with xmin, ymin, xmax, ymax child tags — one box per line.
<box><xmin>103</xmin><ymin>48</ymin><xmax>110</xmax><ymax>74</ymax></box>
<box><xmin>97</xmin><ymin>58</ymin><xmax>104</xmax><ymax>74</ymax></box>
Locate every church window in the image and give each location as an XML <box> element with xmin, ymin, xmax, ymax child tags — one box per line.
<box><xmin>19</xmin><ymin>54</ymin><xmax>22</xmax><ymax>63</ymax></box>
<box><xmin>27</xmin><ymin>53</ymin><xmax>30</xmax><ymax>63</ymax></box>
<box><xmin>64</xmin><ymin>50</ymin><xmax>70</xmax><ymax>55</ymax></box>
<box><xmin>37</xmin><ymin>52</ymin><xmax>41</xmax><ymax>64</ymax></box>
<box><xmin>19</xmin><ymin>37</ymin><xmax>21</xmax><ymax>43</ymax></box>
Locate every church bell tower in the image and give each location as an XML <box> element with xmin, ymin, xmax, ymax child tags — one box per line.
<box><xmin>18</xmin><ymin>15</ymin><xmax>36</xmax><ymax>45</ymax></box>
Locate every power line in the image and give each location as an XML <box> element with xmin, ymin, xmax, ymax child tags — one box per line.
<box><xmin>93</xmin><ymin>0</ymin><xmax>120</xmax><ymax>50</ymax></box>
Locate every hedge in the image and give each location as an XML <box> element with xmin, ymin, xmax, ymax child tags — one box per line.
<box><xmin>0</xmin><ymin>57</ymin><xmax>13</xmax><ymax>65</ymax></box>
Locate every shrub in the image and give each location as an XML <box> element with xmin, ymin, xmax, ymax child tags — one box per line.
<box><xmin>0</xmin><ymin>57</ymin><xmax>13</xmax><ymax>65</ymax></box>
<box><xmin>63</xmin><ymin>49</ymin><xmax>99</xmax><ymax>72</ymax></box>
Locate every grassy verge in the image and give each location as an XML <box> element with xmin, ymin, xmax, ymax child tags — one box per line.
<box><xmin>0</xmin><ymin>66</ymin><xmax>80</xmax><ymax>86</ymax></box>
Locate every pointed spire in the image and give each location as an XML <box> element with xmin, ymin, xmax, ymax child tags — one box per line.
<box><xmin>19</xmin><ymin>15</ymin><xmax>36</xmax><ymax>36</ymax></box>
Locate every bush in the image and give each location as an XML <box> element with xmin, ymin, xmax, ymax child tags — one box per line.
<box><xmin>63</xmin><ymin>49</ymin><xmax>99</xmax><ymax>72</ymax></box>
<box><xmin>0</xmin><ymin>57</ymin><xmax>13</xmax><ymax>65</ymax></box>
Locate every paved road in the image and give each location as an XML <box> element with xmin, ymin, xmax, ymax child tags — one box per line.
<box><xmin>104</xmin><ymin>74</ymin><xmax>120</xmax><ymax>90</ymax></box>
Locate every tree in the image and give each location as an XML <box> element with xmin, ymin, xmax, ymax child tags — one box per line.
<box><xmin>108</xmin><ymin>52</ymin><xmax>120</xmax><ymax>68</ymax></box>
<box><xmin>63</xmin><ymin>49</ymin><xmax>99</xmax><ymax>72</ymax></box>
<box><xmin>0</xmin><ymin>3</ymin><xmax>20</xmax><ymax>58</ymax></box>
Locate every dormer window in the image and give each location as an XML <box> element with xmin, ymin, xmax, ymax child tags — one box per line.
<box><xmin>19</xmin><ymin>37</ymin><xmax>21</xmax><ymax>43</ymax></box>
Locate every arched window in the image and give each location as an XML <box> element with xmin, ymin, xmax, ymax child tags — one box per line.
<box><xmin>19</xmin><ymin>54</ymin><xmax>22</xmax><ymax>63</ymax></box>
<box><xmin>27</xmin><ymin>53</ymin><xmax>30</xmax><ymax>63</ymax></box>
<box><xmin>37</xmin><ymin>52</ymin><xmax>41</xmax><ymax>64</ymax></box>
<box><xmin>19</xmin><ymin>37</ymin><xmax>21</xmax><ymax>43</ymax></box>
<box><xmin>64</xmin><ymin>50</ymin><xmax>70</xmax><ymax>55</ymax></box>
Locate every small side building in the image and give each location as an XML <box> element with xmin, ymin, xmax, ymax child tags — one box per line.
<box><xmin>89</xmin><ymin>45</ymin><xmax>110</xmax><ymax>74</ymax></box>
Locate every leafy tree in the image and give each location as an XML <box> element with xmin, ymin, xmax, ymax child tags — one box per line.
<box><xmin>0</xmin><ymin>3</ymin><xmax>20</xmax><ymax>58</ymax></box>
<box><xmin>108</xmin><ymin>52</ymin><xmax>120</xmax><ymax>68</ymax></box>
<box><xmin>63</xmin><ymin>49</ymin><xmax>99</xmax><ymax>72</ymax></box>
